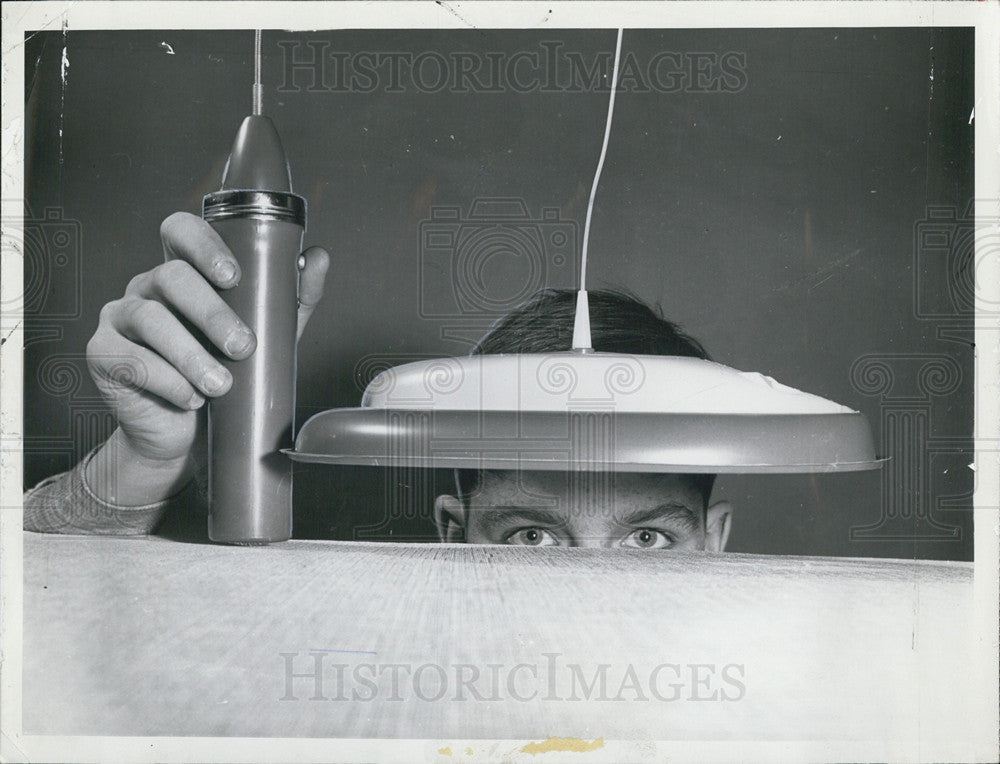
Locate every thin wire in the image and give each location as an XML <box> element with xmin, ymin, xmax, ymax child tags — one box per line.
<box><xmin>252</xmin><ymin>29</ymin><xmax>263</xmax><ymax>116</ymax></box>
<box><xmin>579</xmin><ymin>28</ymin><xmax>623</xmax><ymax>292</ymax></box>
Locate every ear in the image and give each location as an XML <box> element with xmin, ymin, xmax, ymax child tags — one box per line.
<box><xmin>704</xmin><ymin>500</ymin><xmax>733</xmax><ymax>552</ymax></box>
<box><xmin>434</xmin><ymin>494</ymin><xmax>466</xmax><ymax>543</ymax></box>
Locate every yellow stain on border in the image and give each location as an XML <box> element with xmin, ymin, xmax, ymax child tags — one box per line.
<box><xmin>438</xmin><ymin>746</ymin><xmax>453</xmax><ymax>756</ymax></box>
<box><xmin>520</xmin><ymin>737</ymin><xmax>605</xmax><ymax>755</ymax></box>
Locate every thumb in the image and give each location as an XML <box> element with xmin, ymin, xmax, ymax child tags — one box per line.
<box><xmin>297</xmin><ymin>246</ymin><xmax>331</xmax><ymax>341</ymax></box>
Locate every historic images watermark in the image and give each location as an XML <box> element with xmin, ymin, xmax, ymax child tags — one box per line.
<box><xmin>1</xmin><ymin>203</ymin><xmax>83</xmax><ymax>333</ymax></box>
<box><xmin>3</xmin><ymin>202</ymin><xmax>172</xmax><ymax>529</ymax></box>
<box><xmin>911</xmin><ymin>203</ymin><xmax>999</xmax><ymax>321</ymax></box>
<box><xmin>2</xmin><ymin>204</ymin><xmax>98</xmax><ymax>508</ymax></box>
<box><xmin>277</xmin><ymin>40</ymin><xmax>748</xmax><ymax>95</ymax></box>
<box><xmin>848</xmin><ymin>202</ymin><xmax>997</xmax><ymax>542</ymax></box>
<box><xmin>418</xmin><ymin>199</ymin><xmax>578</xmax><ymax>322</ymax></box>
<box><xmin>279</xmin><ymin>651</ymin><xmax>747</xmax><ymax>703</ymax></box>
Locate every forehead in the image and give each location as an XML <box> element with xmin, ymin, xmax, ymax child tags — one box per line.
<box><xmin>473</xmin><ymin>470</ymin><xmax>701</xmax><ymax>506</ymax></box>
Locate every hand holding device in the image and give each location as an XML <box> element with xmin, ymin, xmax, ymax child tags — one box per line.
<box><xmin>84</xmin><ymin>213</ymin><xmax>328</xmax><ymax>509</ymax></box>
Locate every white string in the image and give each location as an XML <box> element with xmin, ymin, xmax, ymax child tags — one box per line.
<box><xmin>571</xmin><ymin>29</ymin><xmax>623</xmax><ymax>351</ymax></box>
<box><xmin>252</xmin><ymin>30</ymin><xmax>263</xmax><ymax>116</ymax></box>
<box><xmin>579</xmin><ymin>28</ymin><xmax>623</xmax><ymax>293</ymax></box>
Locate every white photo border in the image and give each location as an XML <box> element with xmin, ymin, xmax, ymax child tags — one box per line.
<box><xmin>1</xmin><ymin>2</ymin><xmax>997</xmax><ymax>762</ymax></box>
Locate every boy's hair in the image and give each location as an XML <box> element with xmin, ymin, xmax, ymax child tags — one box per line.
<box><xmin>456</xmin><ymin>288</ymin><xmax>716</xmax><ymax>508</ymax></box>
<box><xmin>471</xmin><ymin>288</ymin><xmax>711</xmax><ymax>358</ymax></box>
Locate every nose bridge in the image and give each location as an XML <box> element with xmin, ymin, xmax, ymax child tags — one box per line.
<box><xmin>572</xmin><ymin>534</ymin><xmax>613</xmax><ymax>549</ymax></box>
<box><xmin>561</xmin><ymin>474</ymin><xmax>621</xmax><ymax>547</ymax></box>
<box><xmin>561</xmin><ymin>506</ymin><xmax>615</xmax><ymax>548</ymax></box>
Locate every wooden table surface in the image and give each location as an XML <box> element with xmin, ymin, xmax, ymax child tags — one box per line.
<box><xmin>21</xmin><ymin>532</ymin><xmax>978</xmax><ymax>750</ymax></box>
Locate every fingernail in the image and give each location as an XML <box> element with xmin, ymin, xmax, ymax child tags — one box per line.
<box><xmin>187</xmin><ymin>392</ymin><xmax>205</xmax><ymax>409</ymax></box>
<box><xmin>215</xmin><ymin>261</ymin><xmax>238</xmax><ymax>284</ymax></box>
<box><xmin>224</xmin><ymin>329</ymin><xmax>254</xmax><ymax>357</ymax></box>
<box><xmin>202</xmin><ymin>367</ymin><xmax>230</xmax><ymax>394</ymax></box>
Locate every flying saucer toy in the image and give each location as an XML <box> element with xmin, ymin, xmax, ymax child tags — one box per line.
<box><xmin>286</xmin><ymin>30</ymin><xmax>883</xmax><ymax>476</ymax></box>
<box><xmin>289</xmin><ymin>352</ymin><xmax>881</xmax><ymax>473</ymax></box>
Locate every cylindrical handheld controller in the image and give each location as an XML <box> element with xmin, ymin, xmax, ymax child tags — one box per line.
<box><xmin>202</xmin><ymin>115</ymin><xmax>306</xmax><ymax>544</ymax></box>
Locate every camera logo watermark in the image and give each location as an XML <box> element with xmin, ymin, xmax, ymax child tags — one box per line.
<box><xmin>913</xmin><ymin>202</ymin><xmax>1000</xmax><ymax>319</ymax></box>
<box><xmin>278</xmin><ymin>41</ymin><xmax>748</xmax><ymax>95</ymax></box>
<box><xmin>279</xmin><ymin>651</ymin><xmax>746</xmax><ymax>703</ymax></box>
<box><xmin>1</xmin><ymin>204</ymin><xmax>82</xmax><ymax>326</ymax></box>
<box><xmin>419</xmin><ymin>198</ymin><xmax>577</xmax><ymax>321</ymax></box>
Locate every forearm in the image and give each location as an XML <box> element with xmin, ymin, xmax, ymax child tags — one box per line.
<box><xmin>24</xmin><ymin>432</ymin><xmax>202</xmax><ymax>535</ymax></box>
<box><xmin>84</xmin><ymin>428</ymin><xmax>195</xmax><ymax>507</ymax></box>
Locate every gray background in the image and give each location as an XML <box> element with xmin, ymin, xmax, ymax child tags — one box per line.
<box><xmin>22</xmin><ymin>28</ymin><xmax>975</xmax><ymax>558</ymax></box>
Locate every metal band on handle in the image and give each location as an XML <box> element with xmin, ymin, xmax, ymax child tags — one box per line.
<box><xmin>203</xmin><ymin>190</ymin><xmax>306</xmax><ymax>226</ymax></box>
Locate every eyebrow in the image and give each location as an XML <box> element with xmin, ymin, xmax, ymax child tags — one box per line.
<box><xmin>472</xmin><ymin>504</ymin><xmax>699</xmax><ymax>530</ymax></box>
<box><xmin>618</xmin><ymin>504</ymin><xmax>700</xmax><ymax>529</ymax></box>
<box><xmin>475</xmin><ymin>507</ymin><xmax>567</xmax><ymax>528</ymax></box>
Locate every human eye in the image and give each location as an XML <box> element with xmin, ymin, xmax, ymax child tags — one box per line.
<box><xmin>620</xmin><ymin>528</ymin><xmax>675</xmax><ymax>550</ymax></box>
<box><xmin>504</xmin><ymin>527</ymin><xmax>560</xmax><ymax>547</ymax></box>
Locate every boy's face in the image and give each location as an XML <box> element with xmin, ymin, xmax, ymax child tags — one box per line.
<box><xmin>434</xmin><ymin>470</ymin><xmax>732</xmax><ymax>551</ymax></box>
